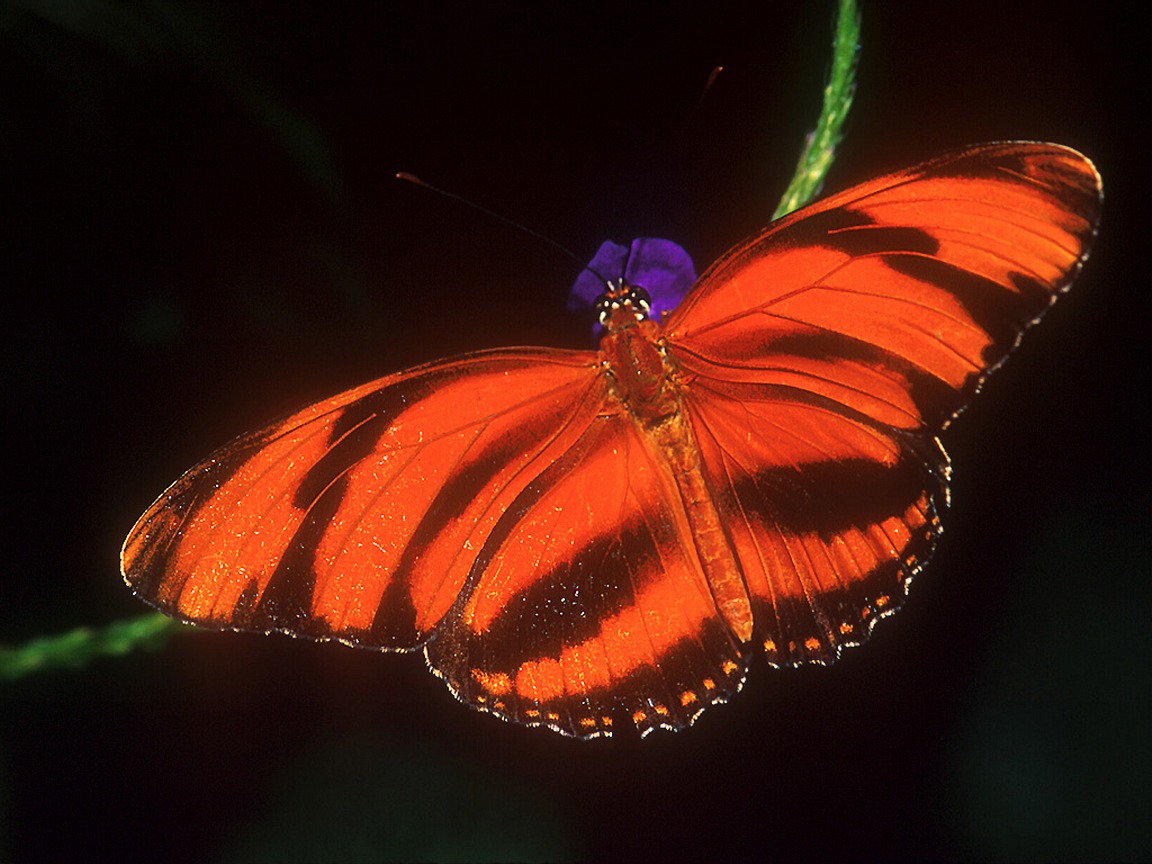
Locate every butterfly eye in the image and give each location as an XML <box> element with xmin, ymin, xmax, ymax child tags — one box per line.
<box><xmin>595</xmin><ymin>281</ymin><xmax>654</xmax><ymax>328</ymax></box>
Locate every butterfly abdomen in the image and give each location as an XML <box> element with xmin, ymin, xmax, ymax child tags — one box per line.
<box><xmin>602</xmin><ymin>319</ymin><xmax>757</xmax><ymax>645</ymax></box>
<box><xmin>645</xmin><ymin>407</ymin><xmax>757</xmax><ymax>645</ymax></box>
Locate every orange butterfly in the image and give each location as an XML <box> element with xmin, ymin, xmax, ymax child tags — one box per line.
<box><xmin>123</xmin><ymin>142</ymin><xmax>1101</xmax><ymax>738</ymax></box>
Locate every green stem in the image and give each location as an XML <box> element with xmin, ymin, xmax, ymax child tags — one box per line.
<box><xmin>773</xmin><ymin>0</ymin><xmax>860</xmax><ymax>219</ymax></box>
<box><xmin>0</xmin><ymin>613</ymin><xmax>186</xmax><ymax>680</ymax></box>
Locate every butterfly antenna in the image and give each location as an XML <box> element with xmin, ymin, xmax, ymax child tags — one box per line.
<box><xmin>395</xmin><ymin>172</ymin><xmax>585</xmax><ymax>268</ymax></box>
<box><xmin>681</xmin><ymin>65</ymin><xmax>724</xmax><ymax>133</ymax></box>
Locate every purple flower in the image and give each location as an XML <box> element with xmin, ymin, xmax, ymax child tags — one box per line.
<box><xmin>568</xmin><ymin>238</ymin><xmax>697</xmax><ymax>334</ymax></box>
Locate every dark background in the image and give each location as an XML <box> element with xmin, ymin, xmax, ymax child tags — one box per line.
<box><xmin>3</xmin><ymin>2</ymin><xmax>1148</xmax><ymax>861</ymax></box>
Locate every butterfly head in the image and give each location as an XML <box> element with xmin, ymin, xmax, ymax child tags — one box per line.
<box><xmin>595</xmin><ymin>279</ymin><xmax>653</xmax><ymax>333</ymax></box>
<box><xmin>569</xmin><ymin>239</ymin><xmax>697</xmax><ymax>338</ymax></box>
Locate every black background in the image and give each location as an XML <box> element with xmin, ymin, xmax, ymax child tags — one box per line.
<box><xmin>4</xmin><ymin>2</ymin><xmax>1148</xmax><ymax>861</ymax></box>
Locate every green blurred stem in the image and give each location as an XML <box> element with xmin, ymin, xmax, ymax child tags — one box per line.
<box><xmin>0</xmin><ymin>613</ymin><xmax>186</xmax><ymax>680</ymax></box>
<box><xmin>773</xmin><ymin>0</ymin><xmax>860</xmax><ymax>219</ymax></box>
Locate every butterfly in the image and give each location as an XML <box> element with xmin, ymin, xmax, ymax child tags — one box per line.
<box><xmin>122</xmin><ymin>142</ymin><xmax>1102</xmax><ymax>738</ymax></box>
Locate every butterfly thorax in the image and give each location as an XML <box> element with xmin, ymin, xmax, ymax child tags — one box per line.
<box><xmin>596</xmin><ymin>280</ymin><xmax>682</xmax><ymax>422</ymax></box>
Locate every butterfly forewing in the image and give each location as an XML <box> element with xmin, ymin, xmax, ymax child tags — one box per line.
<box><xmin>123</xmin><ymin>348</ymin><xmax>608</xmax><ymax>648</ymax></box>
<box><xmin>667</xmin><ymin>143</ymin><xmax>1101</xmax><ymax>431</ymax></box>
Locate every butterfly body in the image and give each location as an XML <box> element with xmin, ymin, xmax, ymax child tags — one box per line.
<box><xmin>124</xmin><ymin>143</ymin><xmax>1101</xmax><ymax>737</ymax></box>
<box><xmin>611</xmin><ymin>325</ymin><xmax>758</xmax><ymax>638</ymax></box>
<box><xmin>598</xmin><ymin>307</ymin><xmax>670</xmax><ymax>417</ymax></box>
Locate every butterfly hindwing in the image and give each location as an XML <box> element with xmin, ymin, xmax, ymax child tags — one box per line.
<box><xmin>427</xmin><ymin>409</ymin><xmax>748</xmax><ymax>737</ymax></box>
<box><xmin>680</xmin><ymin>374</ymin><xmax>943</xmax><ymax>665</ymax></box>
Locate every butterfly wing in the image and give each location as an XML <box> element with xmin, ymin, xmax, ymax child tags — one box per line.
<box><xmin>123</xmin><ymin>346</ymin><xmax>747</xmax><ymax>737</ymax></box>
<box><xmin>123</xmin><ymin>348</ymin><xmax>612</xmax><ymax>649</ymax></box>
<box><xmin>664</xmin><ymin>142</ymin><xmax>1101</xmax><ymax>665</ymax></box>
<box><xmin>424</xmin><ymin>407</ymin><xmax>749</xmax><ymax>738</ymax></box>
